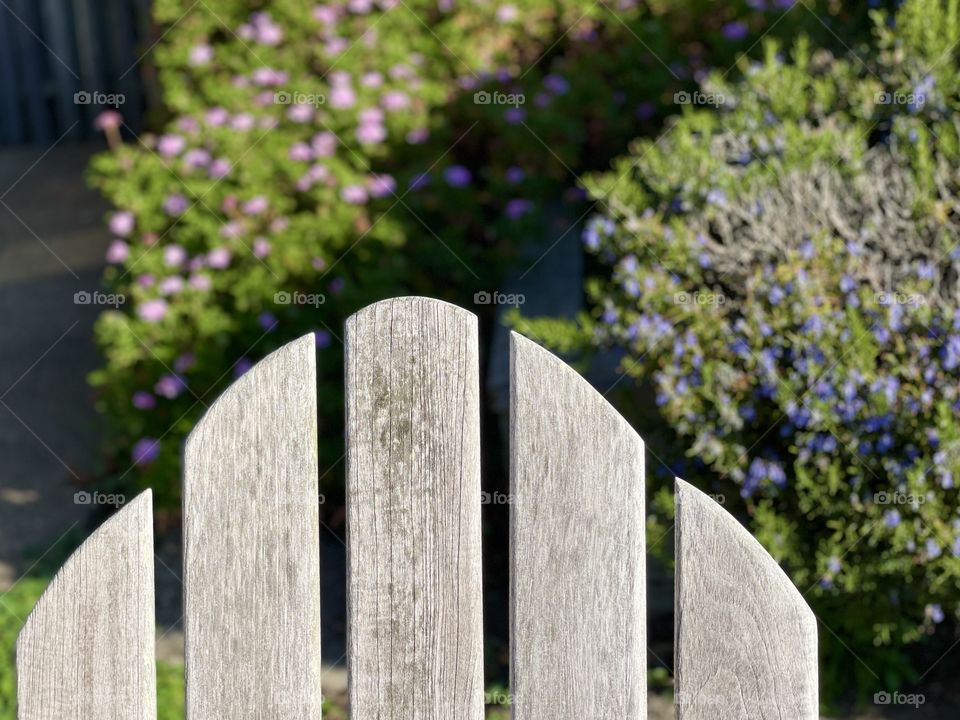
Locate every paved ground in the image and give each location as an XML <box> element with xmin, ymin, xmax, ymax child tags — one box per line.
<box><xmin>0</xmin><ymin>143</ymin><xmax>107</xmax><ymax>589</ymax></box>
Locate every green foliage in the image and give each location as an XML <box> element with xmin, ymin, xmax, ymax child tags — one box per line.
<box><xmin>88</xmin><ymin>0</ymin><xmax>873</xmax><ymax>513</ymax></box>
<box><xmin>529</xmin><ymin>0</ymin><xmax>960</xmax><ymax>705</ymax></box>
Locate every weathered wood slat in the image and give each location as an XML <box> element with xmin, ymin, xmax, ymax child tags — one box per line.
<box><xmin>674</xmin><ymin>478</ymin><xmax>818</xmax><ymax>718</ymax></box>
<box><xmin>17</xmin><ymin>490</ymin><xmax>156</xmax><ymax>720</ymax></box>
<box><xmin>509</xmin><ymin>333</ymin><xmax>646</xmax><ymax>718</ymax></box>
<box><xmin>345</xmin><ymin>296</ymin><xmax>484</xmax><ymax>720</ymax></box>
<box><xmin>183</xmin><ymin>335</ymin><xmax>321</xmax><ymax>719</ymax></box>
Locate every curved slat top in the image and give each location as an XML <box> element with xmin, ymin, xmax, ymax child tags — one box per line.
<box><xmin>674</xmin><ymin>478</ymin><xmax>818</xmax><ymax>719</ymax></box>
<box><xmin>17</xmin><ymin>490</ymin><xmax>156</xmax><ymax>720</ymax></box>
<box><xmin>345</xmin><ymin>296</ymin><xmax>484</xmax><ymax>720</ymax></box>
<box><xmin>509</xmin><ymin>332</ymin><xmax>646</xmax><ymax>719</ymax></box>
<box><xmin>183</xmin><ymin>334</ymin><xmax>320</xmax><ymax>719</ymax></box>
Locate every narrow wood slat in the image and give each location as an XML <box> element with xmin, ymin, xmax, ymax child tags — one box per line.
<box><xmin>345</xmin><ymin>296</ymin><xmax>484</xmax><ymax>720</ymax></box>
<box><xmin>0</xmin><ymin>7</ymin><xmax>26</xmax><ymax>143</ymax></box>
<box><xmin>17</xmin><ymin>491</ymin><xmax>156</xmax><ymax>719</ymax></box>
<box><xmin>674</xmin><ymin>478</ymin><xmax>818</xmax><ymax>718</ymax></box>
<box><xmin>510</xmin><ymin>333</ymin><xmax>646</xmax><ymax>718</ymax></box>
<box><xmin>183</xmin><ymin>335</ymin><xmax>321</xmax><ymax>719</ymax></box>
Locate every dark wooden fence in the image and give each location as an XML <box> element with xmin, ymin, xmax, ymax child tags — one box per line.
<box><xmin>0</xmin><ymin>0</ymin><xmax>155</xmax><ymax>145</ymax></box>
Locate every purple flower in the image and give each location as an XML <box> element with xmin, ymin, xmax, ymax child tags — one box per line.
<box><xmin>315</xmin><ymin>330</ymin><xmax>333</xmax><ymax>348</ymax></box>
<box><xmin>543</xmin><ymin>74</ymin><xmax>570</xmax><ymax>95</ymax></box>
<box><xmin>137</xmin><ymin>299</ymin><xmax>168</xmax><ymax>323</ymax></box>
<box><xmin>254</xmin><ymin>237</ymin><xmax>271</xmax><ymax>258</ymax></box>
<box><xmin>928</xmin><ymin>603</ymin><xmax>945</xmax><ymax>624</ymax></box>
<box><xmin>287</xmin><ymin>104</ymin><xmax>314</xmax><ymax>123</ymax></box>
<box><xmin>209</xmin><ymin>158</ymin><xmax>231</xmax><ymax>179</ymax></box>
<box><xmin>174</xmin><ymin>353</ymin><xmax>195</xmax><ymax>372</ymax></box>
<box><xmin>109</xmin><ymin>211</ymin><xmax>135</xmax><ymax>237</ymax></box>
<box><xmin>722</xmin><ymin>21</ymin><xmax>749</xmax><ymax>41</ymax></box>
<box><xmin>506</xmin><ymin>198</ymin><xmax>534</xmax><ymax>219</ymax></box>
<box><xmin>926</xmin><ymin>538</ymin><xmax>942</xmax><ymax>559</ymax></box>
<box><xmin>233</xmin><ymin>358</ymin><xmax>254</xmax><ymax>377</ymax></box>
<box><xmin>163</xmin><ymin>193</ymin><xmax>189</xmax><ymax>216</ymax></box>
<box><xmin>505</xmin><ymin>166</ymin><xmax>524</xmax><ymax>184</ymax></box>
<box><xmin>356</xmin><ymin>122</ymin><xmax>387</xmax><ymax>144</ymax></box>
<box><xmin>159</xmin><ymin>276</ymin><xmax>184</xmax><ymax>295</ymax></box>
<box><xmin>368</xmin><ymin>173</ymin><xmax>396</xmax><ymax>198</ymax></box>
<box><xmin>504</xmin><ymin>107</ymin><xmax>526</xmax><ymax>124</ymax></box>
<box><xmin>312</xmin><ymin>132</ymin><xmax>337</xmax><ymax>157</ymax></box>
<box><xmin>154</xmin><ymin>373</ymin><xmax>186</xmax><ymax>399</ymax></box>
<box><xmin>329</xmin><ymin>85</ymin><xmax>356</xmax><ymax>109</ymax></box>
<box><xmin>883</xmin><ymin>509</ymin><xmax>901</xmax><ymax>528</ymax></box>
<box><xmin>827</xmin><ymin>557</ymin><xmax>842</xmax><ymax>573</ymax></box>
<box><xmin>183</xmin><ymin>148</ymin><xmax>211</xmax><ymax>168</ymax></box>
<box><xmin>289</xmin><ymin>142</ymin><xmax>313</xmax><ymax>161</ymax></box>
<box><xmin>409</xmin><ymin>172</ymin><xmax>431</xmax><ymax>191</ymax></box>
<box><xmin>444</xmin><ymin>165</ymin><xmax>472</xmax><ymax>188</ymax></box>
<box><xmin>190</xmin><ymin>274</ymin><xmax>212</xmax><ymax>291</ymax></box>
<box><xmin>132</xmin><ymin>437</ymin><xmax>160</xmax><ymax>465</ymax></box>
<box><xmin>106</xmin><ymin>240</ymin><xmax>129</xmax><ymax>264</ymax></box>
<box><xmin>258</xmin><ymin>311</ymin><xmax>278</xmax><ymax>331</ymax></box>
<box><xmin>406</xmin><ymin>127</ymin><xmax>429</xmax><ymax>144</ymax></box>
<box><xmin>132</xmin><ymin>391</ymin><xmax>155</xmax><ymax>410</ymax></box>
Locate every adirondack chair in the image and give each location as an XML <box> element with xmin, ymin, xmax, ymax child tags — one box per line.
<box><xmin>14</xmin><ymin>296</ymin><xmax>818</xmax><ymax>719</ymax></box>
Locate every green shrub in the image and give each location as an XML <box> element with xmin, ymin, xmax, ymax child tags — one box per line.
<box><xmin>88</xmin><ymin>0</ymin><xmax>879</xmax><ymax>515</ymax></box>
<box><xmin>522</xmin><ymin>0</ymin><xmax>960</xmax><ymax>704</ymax></box>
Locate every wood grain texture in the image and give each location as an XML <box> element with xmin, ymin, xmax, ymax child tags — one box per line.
<box><xmin>675</xmin><ymin>478</ymin><xmax>818</xmax><ymax>719</ymax></box>
<box><xmin>509</xmin><ymin>332</ymin><xmax>646</xmax><ymax>719</ymax></box>
<box><xmin>17</xmin><ymin>491</ymin><xmax>156</xmax><ymax>720</ymax></box>
<box><xmin>183</xmin><ymin>334</ymin><xmax>321</xmax><ymax>719</ymax></box>
<box><xmin>345</xmin><ymin>296</ymin><xmax>484</xmax><ymax>720</ymax></box>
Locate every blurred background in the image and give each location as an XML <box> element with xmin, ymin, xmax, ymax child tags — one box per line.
<box><xmin>2</xmin><ymin>0</ymin><xmax>960</xmax><ymax>716</ymax></box>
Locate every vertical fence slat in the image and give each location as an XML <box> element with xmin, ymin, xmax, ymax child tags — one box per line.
<box><xmin>0</xmin><ymin>7</ymin><xmax>26</xmax><ymax>144</ymax></box>
<box><xmin>16</xmin><ymin>490</ymin><xmax>156</xmax><ymax>719</ymax></box>
<box><xmin>674</xmin><ymin>478</ymin><xmax>818</xmax><ymax>718</ymax></box>
<box><xmin>183</xmin><ymin>335</ymin><xmax>321</xmax><ymax>719</ymax></box>
<box><xmin>509</xmin><ymin>332</ymin><xmax>646</xmax><ymax>718</ymax></box>
<box><xmin>345</xmin><ymin>296</ymin><xmax>484</xmax><ymax>720</ymax></box>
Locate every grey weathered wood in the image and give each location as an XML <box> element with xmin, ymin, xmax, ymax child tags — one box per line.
<box><xmin>509</xmin><ymin>332</ymin><xmax>646</xmax><ymax>718</ymax></box>
<box><xmin>675</xmin><ymin>478</ymin><xmax>818</xmax><ymax>718</ymax></box>
<box><xmin>17</xmin><ymin>490</ymin><xmax>156</xmax><ymax>720</ymax></box>
<box><xmin>183</xmin><ymin>334</ymin><xmax>321</xmax><ymax>719</ymax></box>
<box><xmin>345</xmin><ymin>296</ymin><xmax>484</xmax><ymax>720</ymax></box>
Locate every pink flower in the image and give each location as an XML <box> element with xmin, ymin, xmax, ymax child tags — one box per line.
<box><xmin>174</xmin><ymin>353</ymin><xmax>195</xmax><ymax>372</ymax></box>
<box><xmin>329</xmin><ymin>86</ymin><xmax>356</xmax><ymax>109</ymax></box>
<box><xmin>106</xmin><ymin>239</ymin><xmax>129</xmax><ymax>263</ymax></box>
<box><xmin>340</xmin><ymin>184</ymin><xmax>368</xmax><ymax>204</ymax></box>
<box><xmin>230</xmin><ymin>113</ymin><xmax>255</xmax><ymax>131</ymax></box>
<box><xmin>189</xmin><ymin>44</ymin><xmax>214</xmax><ymax>66</ymax></box>
<box><xmin>183</xmin><ymin>148</ymin><xmax>211</xmax><ymax>168</ymax></box>
<box><xmin>163</xmin><ymin>244</ymin><xmax>187</xmax><ymax>267</ymax></box>
<box><xmin>138</xmin><ymin>298</ymin><xmax>168</xmax><ymax>323</ymax></box>
<box><xmin>190</xmin><ymin>274</ymin><xmax>212</xmax><ymax>291</ymax></box>
<box><xmin>496</xmin><ymin>4</ymin><xmax>518</xmax><ymax>21</ymax></box>
<box><xmin>325</xmin><ymin>37</ymin><xmax>349</xmax><ymax>55</ymax></box>
<box><xmin>287</xmin><ymin>104</ymin><xmax>314</xmax><ymax>123</ymax></box>
<box><xmin>312</xmin><ymin>132</ymin><xmax>337</xmax><ymax>157</ymax></box>
<box><xmin>209</xmin><ymin>158</ymin><xmax>231</xmax><ymax>178</ymax></box>
<box><xmin>137</xmin><ymin>274</ymin><xmax>155</xmax><ymax>288</ymax></box>
<box><xmin>356</xmin><ymin>122</ymin><xmax>386</xmax><ymax>144</ymax></box>
<box><xmin>359</xmin><ymin>107</ymin><xmax>384</xmax><ymax>124</ymax></box>
<box><xmin>132</xmin><ymin>391</ymin><xmax>155</xmax><ymax>410</ymax></box>
<box><xmin>94</xmin><ymin>111</ymin><xmax>122</xmax><ymax>131</ymax></box>
<box><xmin>361</xmin><ymin>72</ymin><xmax>383</xmax><ymax>88</ymax></box>
<box><xmin>348</xmin><ymin>0</ymin><xmax>374</xmax><ymax>13</ymax></box>
<box><xmin>157</xmin><ymin>134</ymin><xmax>186</xmax><ymax>157</ymax></box>
<box><xmin>253</xmin><ymin>237</ymin><xmax>271</xmax><ymax>257</ymax></box>
<box><xmin>312</xmin><ymin>256</ymin><xmax>327</xmax><ymax>270</ymax></box>
<box><xmin>154</xmin><ymin>373</ymin><xmax>186</xmax><ymax>398</ymax></box>
<box><xmin>289</xmin><ymin>142</ymin><xmax>313</xmax><ymax>161</ymax></box>
<box><xmin>205</xmin><ymin>107</ymin><xmax>229</xmax><ymax>126</ymax></box>
<box><xmin>220</xmin><ymin>222</ymin><xmax>243</xmax><ymax>239</ymax></box>
<box><xmin>406</xmin><ymin>127</ymin><xmax>429</xmax><ymax>144</ymax></box>
<box><xmin>252</xmin><ymin>67</ymin><xmax>288</xmax><ymax>86</ymax></box>
<box><xmin>207</xmin><ymin>247</ymin><xmax>232</xmax><ymax>268</ymax></box>
<box><xmin>243</xmin><ymin>196</ymin><xmax>269</xmax><ymax>215</ymax></box>
<box><xmin>381</xmin><ymin>90</ymin><xmax>409</xmax><ymax>110</ymax></box>
<box><xmin>159</xmin><ymin>276</ymin><xmax>184</xmax><ymax>295</ymax></box>
<box><xmin>313</xmin><ymin>6</ymin><xmax>339</xmax><ymax>25</ymax></box>
<box><xmin>109</xmin><ymin>211</ymin><xmax>135</xmax><ymax>237</ymax></box>
<box><xmin>255</xmin><ymin>19</ymin><xmax>284</xmax><ymax>45</ymax></box>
